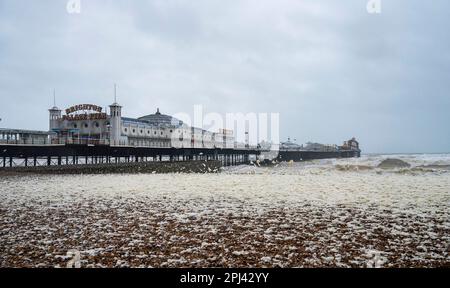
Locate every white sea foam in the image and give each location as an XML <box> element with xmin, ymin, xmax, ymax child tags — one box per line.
<box><xmin>0</xmin><ymin>154</ymin><xmax>449</xmax><ymax>267</ymax></box>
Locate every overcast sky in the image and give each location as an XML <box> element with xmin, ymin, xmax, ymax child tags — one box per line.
<box><xmin>0</xmin><ymin>0</ymin><xmax>449</xmax><ymax>153</ymax></box>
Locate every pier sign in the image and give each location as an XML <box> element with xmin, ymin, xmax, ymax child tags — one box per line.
<box><xmin>63</xmin><ymin>104</ymin><xmax>107</xmax><ymax>121</ymax></box>
<box><xmin>65</xmin><ymin>104</ymin><xmax>103</xmax><ymax>114</ymax></box>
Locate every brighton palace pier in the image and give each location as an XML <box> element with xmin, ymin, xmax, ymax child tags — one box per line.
<box><xmin>0</xmin><ymin>101</ymin><xmax>360</xmax><ymax>169</ymax></box>
<box><xmin>48</xmin><ymin>102</ymin><xmax>236</xmax><ymax>149</ymax></box>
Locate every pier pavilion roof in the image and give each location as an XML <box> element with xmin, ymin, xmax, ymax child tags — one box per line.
<box><xmin>137</xmin><ymin>109</ymin><xmax>183</xmax><ymax>127</ymax></box>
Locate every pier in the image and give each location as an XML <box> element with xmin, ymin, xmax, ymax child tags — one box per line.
<box><xmin>277</xmin><ymin>149</ymin><xmax>361</xmax><ymax>162</ymax></box>
<box><xmin>0</xmin><ymin>144</ymin><xmax>259</xmax><ymax>169</ymax></box>
<box><xmin>0</xmin><ymin>102</ymin><xmax>361</xmax><ymax>172</ymax></box>
<box><xmin>0</xmin><ymin>143</ymin><xmax>360</xmax><ymax>171</ymax></box>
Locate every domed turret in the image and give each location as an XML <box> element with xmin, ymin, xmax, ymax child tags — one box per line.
<box><xmin>138</xmin><ymin>108</ymin><xmax>183</xmax><ymax>127</ymax></box>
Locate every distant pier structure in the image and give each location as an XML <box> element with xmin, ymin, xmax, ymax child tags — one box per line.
<box><xmin>0</xmin><ymin>100</ymin><xmax>360</xmax><ymax>169</ymax></box>
<box><xmin>277</xmin><ymin>137</ymin><xmax>361</xmax><ymax>162</ymax></box>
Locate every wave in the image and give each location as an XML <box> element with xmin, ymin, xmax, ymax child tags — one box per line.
<box><xmin>333</xmin><ymin>155</ymin><xmax>450</xmax><ymax>175</ymax></box>
<box><xmin>222</xmin><ymin>154</ymin><xmax>450</xmax><ymax>175</ymax></box>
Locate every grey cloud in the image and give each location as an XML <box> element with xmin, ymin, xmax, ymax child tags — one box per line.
<box><xmin>0</xmin><ymin>0</ymin><xmax>449</xmax><ymax>153</ymax></box>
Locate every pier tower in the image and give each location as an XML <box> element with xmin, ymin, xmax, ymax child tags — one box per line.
<box><xmin>109</xmin><ymin>101</ymin><xmax>122</xmax><ymax>146</ymax></box>
<box><xmin>48</xmin><ymin>90</ymin><xmax>61</xmax><ymax>133</ymax></box>
<box><xmin>109</xmin><ymin>85</ymin><xmax>122</xmax><ymax>146</ymax></box>
<box><xmin>49</xmin><ymin>106</ymin><xmax>61</xmax><ymax>132</ymax></box>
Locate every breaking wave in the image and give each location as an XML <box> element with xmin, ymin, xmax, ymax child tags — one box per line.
<box><xmin>223</xmin><ymin>154</ymin><xmax>450</xmax><ymax>175</ymax></box>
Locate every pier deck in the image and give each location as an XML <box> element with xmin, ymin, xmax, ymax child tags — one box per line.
<box><xmin>0</xmin><ymin>144</ymin><xmax>360</xmax><ymax>169</ymax></box>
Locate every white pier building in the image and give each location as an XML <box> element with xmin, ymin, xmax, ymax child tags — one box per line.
<box><xmin>49</xmin><ymin>102</ymin><xmax>235</xmax><ymax>148</ymax></box>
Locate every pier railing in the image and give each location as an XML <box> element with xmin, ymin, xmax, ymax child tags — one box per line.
<box><xmin>0</xmin><ymin>139</ymin><xmax>51</xmax><ymax>145</ymax></box>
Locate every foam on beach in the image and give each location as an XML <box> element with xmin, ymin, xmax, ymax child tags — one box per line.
<box><xmin>0</xmin><ymin>154</ymin><xmax>449</xmax><ymax>267</ymax></box>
